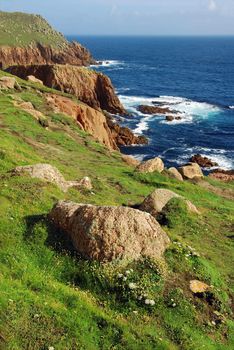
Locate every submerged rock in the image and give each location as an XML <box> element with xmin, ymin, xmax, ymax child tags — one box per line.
<box><xmin>49</xmin><ymin>201</ymin><xmax>170</xmax><ymax>262</ymax></box>
<box><xmin>11</xmin><ymin>164</ymin><xmax>92</xmax><ymax>192</ymax></box>
<box><xmin>136</xmin><ymin>157</ymin><xmax>164</xmax><ymax>173</ymax></box>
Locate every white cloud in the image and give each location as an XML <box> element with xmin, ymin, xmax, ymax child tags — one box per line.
<box><xmin>208</xmin><ymin>0</ymin><xmax>217</xmax><ymax>12</ymax></box>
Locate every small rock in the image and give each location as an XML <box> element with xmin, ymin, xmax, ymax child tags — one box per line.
<box><xmin>26</xmin><ymin>75</ymin><xmax>44</xmax><ymax>85</ymax></box>
<box><xmin>189</xmin><ymin>280</ymin><xmax>210</xmax><ymax>294</ymax></box>
<box><xmin>122</xmin><ymin>155</ymin><xmax>140</xmax><ymax>167</ymax></box>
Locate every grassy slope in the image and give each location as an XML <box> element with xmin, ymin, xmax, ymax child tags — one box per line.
<box><xmin>0</xmin><ymin>11</ymin><xmax>67</xmax><ymax>48</ymax></box>
<box><xmin>0</xmin><ymin>70</ymin><xmax>233</xmax><ymax>350</ymax></box>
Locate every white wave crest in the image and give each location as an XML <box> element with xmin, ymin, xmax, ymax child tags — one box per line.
<box><xmin>229</xmin><ymin>105</ymin><xmax>234</xmax><ymax>109</ymax></box>
<box><xmin>91</xmin><ymin>60</ymin><xmax>123</xmax><ymax>68</ymax></box>
<box><xmin>119</xmin><ymin>94</ymin><xmax>221</xmax><ymax>131</ymax></box>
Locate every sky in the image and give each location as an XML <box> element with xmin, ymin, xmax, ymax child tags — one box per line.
<box><xmin>0</xmin><ymin>0</ymin><xmax>234</xmax><ymax>36</ymax></box>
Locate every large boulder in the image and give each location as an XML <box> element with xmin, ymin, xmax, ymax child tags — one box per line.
<box><xmin>49</xmin><ymin>201</ymin><xmax>170</xmax><ymax>262</ymax></box>
<box><xmin>178</xmin><ymin>163</ymin><xmax>203</xmax><ymax>179</ymax></box>
<box><xmin>136</xmin><ymin>157</ymin><xmax>164</xmax><ymax>174</ymax></box>
<box><xmin>139</xmin><ymin>188</ymin><xmax>199</xmax><ymax>216</ymax></box>
<box><xmin>167</xmin><ymin>167</ymin><xmax>183</xmax><ymax>181</ymax></box>
<box><xmin>11</xmin><ymin>164</ymin><xmax>92</xmax><ymax>192</ymax></box>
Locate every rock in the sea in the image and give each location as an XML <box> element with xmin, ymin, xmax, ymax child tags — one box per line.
<box><xmin>139</xmin><ymin>188</ymin><xmax>199</xmax><ymax>216</ymax></box>
<box><xmin>189</xmin><ymin>280</ymin><xmax>210</xmax><ymax>294</ymax></box>
<box><xmin>7</xmin><ymin>64</ymin><xmax>126</xmax><ymax>115</ymax></box>
<box><xmin>0</xmin><ymin>76</ymin><xmax>21</xmax><ymax>90</ymax></box>
<box><xmin>138</xmin><ymin>105</ymin><xmax>171</xmax><ymax>115</ymax></box>
<box><xmin>11</xmin><ymin>164</ymin><xmax>92</xmax><ymax>192</ymax></box>
<box><xmin>122</xmin><ymin>155</ymin><xmax>141</xmax><ymax>167</ymax></box>
<box><xmin>26</xmin><ymin>75</ymin><xmax>44</xmax><ymax>85</ymax></box>
<box><xmin>136</xmin><ymin>157</ymin><xmax>164</xmax><ymax>174</ymax></box>
<box><xmin>178</xmin><ymin>163</ymin><xmax>203</xmax><ymax>179</ymax></box>
<box><xmin>166</xmin><ymin>115</ymin><xmax>182</xmax><ymax>122</ymax></box>
<box><xmin>208</xmin><ymin>169</ymin><xmax>234</xmax><ymax>182</ymax></box>
<box><xmin>190</xmin><ymin>154</ymin><xmax>218</xmax><ymax>168</ymax></box>
<box><xmin>167</xmin><ymin>167</ymin><xmax>184</xmax><ymax>181</ymax></box>
<box><xmin>49</xmin><ymin>201</ymin><xmax>170</xmax><ymax>262</ymax></box>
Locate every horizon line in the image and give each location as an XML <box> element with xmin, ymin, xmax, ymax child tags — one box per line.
<box><xmin>66</xmin><ymin>34</ymin><xmax>234</xmax><ymax>38</ymax></box>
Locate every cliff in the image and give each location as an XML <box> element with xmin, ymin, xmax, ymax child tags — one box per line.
<box><xmin>7</xmin><ymin>64</ymin><xmax>126</xmax><ymax>114</ymax></box>
<box><xmin>0</xmin><ymin>11</ymin><xmax>95</xmax><ymax>67</ymax></box>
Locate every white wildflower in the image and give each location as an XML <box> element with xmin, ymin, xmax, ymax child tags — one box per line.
<box><xmin>48</xmin><ymin>347</ymin><xmax>55</xmax><ymax>350</ymax></box>
<box><xmin>117</xmin><ymin>273</ymin><xmax>123</xmax><ymax>279</ymax></box>
<box><xmin>128</xmin><ymin>282</ymin><xmax>137</xmax><ymax>290</ymax></box>
<box><xmin>123</xmin><ymin>276</ymin><xmax>127</xmax><ymax>281</ymax></box>
<box><xmin>172</xmin><ymin>303</ymin><xmax>177</xmax><ymax>308</ymax></box>
<box><xmin>149</xmin><ymin>300</ymin><xmax>155</xmax><ymax>306</ymax></box>
<box><xmin>125</xmin><ymin>270</ymin><xmax>131</xmax><ymax>275</ymax></box>
<box><xmin>145</xmin><ymin>299</ymin><xmax>151</xmax><ymax>305</ymax></box>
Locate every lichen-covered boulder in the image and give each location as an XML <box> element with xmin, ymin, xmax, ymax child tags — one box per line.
<box><xmin>178</xmin><ymin>163</ymin><xmax>203</xmax><ymax>179</ymax></box>
<box><xmin>49</xmin><ymin>201</ymin><xmax>170</xmax><ymax>262</ymax></box>
<box><xmin>140</xmin><ymin>188</ymin><xmax>199</xmax><ymax>216</ymax></box>
<box><xmin>136</xmin><ymin>157</ymin><xmax>164</xmax><ymax>174</ymax></box>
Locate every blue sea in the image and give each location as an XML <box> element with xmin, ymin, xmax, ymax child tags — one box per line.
<box><xmin>68</xmin><ymin>36</ymin><xmax>234</xmax><ymax>170</ymax></box>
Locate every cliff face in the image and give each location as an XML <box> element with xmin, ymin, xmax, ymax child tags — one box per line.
<box><xmin>7</xmin><ymin>64</ymin><xmax>126</xmax><ymax>115</ymax></box>
<box><xmin>46</xmin><ymin>93</ymin><xmax>118</xmax><ymax>151</ymax></box>
<box><xmin>0</xmin><ymin>42</ymin><xmax>95</xmax><ymax>69</ymax></box>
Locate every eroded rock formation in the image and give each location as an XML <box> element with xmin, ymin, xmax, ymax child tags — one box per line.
<box><xmin>0</xmin><ymin>42</ymin><xmax>95</xmax><ymax>69</ymax></box>
<box><xmin>7</xmin><ymin>64</ymin><xmax>126</xmax><ymax>114</ymax></box>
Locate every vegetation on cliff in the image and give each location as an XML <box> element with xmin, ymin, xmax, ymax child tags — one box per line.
<box><xmin>0</xmin><ymin>70</ymin><xmax>233</xmax><ymax>349</ymax></box>
<box><xmin>0</xmin><ymin>11</ymin><xmax>95</xmax><ymax>67</ymax></box>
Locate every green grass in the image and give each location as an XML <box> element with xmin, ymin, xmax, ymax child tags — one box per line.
<box><xmin>0</xmin><ymin>71</ymin><xmax>233</xmax><ymax>349</ymax></box>
<box><xmin>0</xmin><ymin>11</ymin><xmax>67</xmax><ymax>48</ymax></box>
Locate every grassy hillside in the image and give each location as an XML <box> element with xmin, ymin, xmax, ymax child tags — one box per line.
<box><xmin>0</xmin><ymin>11</ymin><xmax>67</xmax><ymax>48</ymax></box>
<box><xmin>0</xmin><ymin>70</ymin><xmax>233</xmax><ymax>350</ymax></box>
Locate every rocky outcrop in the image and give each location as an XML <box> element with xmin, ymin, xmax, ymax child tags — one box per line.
<box><xmin>136</xmin><ymin>157</ymin><xmax>164</xmax><ymax>173</ymax></box>
<box><xmin>11</xmin><ymin>164</ymin><xmax>92</xmax><ymax>192</ymax></box>
<box><xmin>49</xmin><ymin>201</ymin><xmax>170</xmax><ymax>262</ymax></box>
<box><xmin>138</xmin><ymin>105</ymin><xmax>171</xmax><ymax>115</ymax></box>
<box><xmin>7</xmin><ymin>64</ymin><xmax>126</xmax><ymax>115</ymax></box>
<box><xmin>178</xmin><ymin>163</ymin><xmax>203</xmax><ymax>180</ymax></box>
<box><xmin>46</xmin><ymin>94</ymin><xmax>118</xmax><ymax>150</ymax></box>
<box><xmin>190</xmin><ymin>154</ymin><xmax>218</xmax><ymax>168</ymax></box>
<box><xmin>208</xmin><ymin>169</ymin><xmax>234</xmax><ymax>182</ymax></box>
<box><xmin>167</xmin><ymin>167</ymin><xmax>184</xmax><ymax>181</ymax></box>
<box><xmin>0</xmin><ymin>42</ymin><xmax>95</xmax><ymax>69</ymax></box>
<box><xmin>106</xmin><ymin>116</ymin><xmax>148</xmax><ymax>146</ymax></box>
<box><xmin>139</xmin><ymin>188</ymin><xmax>199</xmax><ymax>216</ymax></box>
